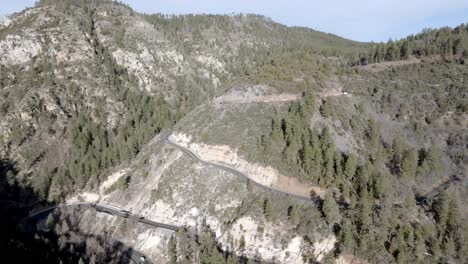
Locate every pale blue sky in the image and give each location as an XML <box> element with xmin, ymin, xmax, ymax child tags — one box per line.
<box><xmin>1</xmin><ymin>0</ymin><xmax>467</xmax><ymax>42</ymax></box>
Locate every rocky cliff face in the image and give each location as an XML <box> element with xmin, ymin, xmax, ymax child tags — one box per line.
<box><xmin>0</xmin><ymin>0</ymin><xmax>352</xmax><ymax>262</ymax></box>
<box><xmin>68</xmin><ymin>131</ymin><xmax>335</xmax><ymax>263</ymax></box>
<box><xmin>4</xmin><ymin>1</ymin><xmax>466</xmax><ymax>263</ymax></box>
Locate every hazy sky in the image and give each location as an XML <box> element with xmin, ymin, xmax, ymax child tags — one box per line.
<box><xmin>1</xmin><ymin>0</ymin><xmax>467</xmax><ymax>42</ymax></box>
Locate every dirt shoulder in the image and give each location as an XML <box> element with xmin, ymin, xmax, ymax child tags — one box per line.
<box><xmin>358</xmin><ymin>57</ymin><xmax>421</xmax><ymax>72</ymax></box>
<box><xmin>170</xmin><ymin>133</ymin><xmax>327</xmax><ymax>198</ymax></box>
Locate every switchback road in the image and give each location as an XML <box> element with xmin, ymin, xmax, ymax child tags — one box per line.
<box><xmin>164</xmin><ymin>132</ymin><xmax>321</xmax><ymax>204</ymax></box>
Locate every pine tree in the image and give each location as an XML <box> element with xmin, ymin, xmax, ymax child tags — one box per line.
<box><xmin>385</xmin><ymin>40</ymin><xmax>400</xmax><ymax>61</ymax></box>
<box><xmin>340</xmin><ymin>220</ymin><xmax>354</xmax><ymax>252</ymax></box>
<box><xmin>283</xmin><ymin>140</ymin><xmax>300</xmax><ymax>170</ymax></box>
<box><xmin>322</xmin><ymin>192</ymin><xmax>340</xmax><ymax>225</ymax></box>
<box><xmin>270</xmin><ymin>117</ymin><xmax>284</xmax><ymax>145</ymax></box>
<box><xmin>289</xmin><ymin>206</ymin><xmax>300</xmax><ymax>225</ymax></box>
<box><xmin>320</xmin><ymin>99</ymin><xmax>333</xmax><ymax>117</ymax></box>
<box><xmin>447</xmin><ymin>196</ymin><xmax>461</xmax><ymax>234</ymax></box>
<box><xmin>334</xmin><ymin>151</ymin><xmax>343</xmax><ymax>179</ymax></box>
<box><xmin>400</xmin><ymin>40</ymin><xmax>411</xmax><ymax>59</ymax></box>
<box><xmin>321</xmin><ymin>128</ymin><xmax>335</xmax><ymax>186</ymax></box>
<box><xmin>434</xmin><ymin>191</ymin><xmax>450</xmax><ymax>236</ymax></box>
<box><xmin>301</xmin><ymin>135</ymin><xmax>315</xmax><ymax>180</ymax></box>
<box><xmin>391</xmin><ymin>131</ymin><xmax>406</xmax><ymax>172</ymax></box>
<box><xmin>401</xmin><ymin>148</ymin><xmax>418</xmax><ymax>181</ymax></box>
<box><xmin>358</xmin><ymin>187</ymin><xmax>373</xmax><ymax>230</ymax></box>
<box><xmin>443</xmin><ymin>237</ymin><xmax>456</xmax><ymax>259</ymax></box>
<box><xmin>414</xmin><ymin>228</ymin><xmax>426</xmax><ymax>260</ymax></box>
<box><xmin>356</xmin><ymin>163</ymin><xmax>372</xmax><ymax>189</ymax></box>
<box><xmin>302</xmin><ymin>89</ymin><xmax>316</xmax><ymax>119</ymax></box>
<box><xmin>308</xmin><ymin>132</ymin><xmax>323</xmax><ymax>180</ymax></box>
<box><xmin>263</xmin><ymin>199</ymin><xmax>273</xmax><ymax>220</ymax></box>
<box><xmin>344</xmin><ymin>154</ymin><xmax>357</xmax><ymax>179</ymax></box>
<box><xmin>426</xmin><ymin>145</ymin><xmax>441</xmax><ymax>176</ymax></box>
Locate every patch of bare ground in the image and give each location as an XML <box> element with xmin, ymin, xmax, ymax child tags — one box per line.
<box><xmin>319</xmin><ymin>90</ymin><xmax>345</xmax><ymax>97</ymax></box>
<box><xmin>215</xmin><ymin>93</ymin><xmax>300</xmax><ymax>104</ymax></box>
<box><xmin>214</xmin><ymin>80</ymin><xmax>351</xmax><ymax>105</ymax></box>
<box><xmin>170</xmin><ymin>133</ymin><xmax>327</xmax><ymax>198</ymax></box>
<box><xmin>358</xmin><ymin>57</ymin><xmax>421</xmax><ymax>72</ymax></box>
<box><xmin>336</xmin><ymin>254</ymin><xmax>370</xmax><ymax>264</ymax></box>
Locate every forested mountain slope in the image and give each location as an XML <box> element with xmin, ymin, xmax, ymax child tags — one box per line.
<box><xmin>0</xmin><ymin>0</ymin><xmax>466</xmax><ymax>263</ymax></box>
<box><xmin>356</xmin><ymin>23</ymin><xmax>468</xmax><ymax>65</ymax></box>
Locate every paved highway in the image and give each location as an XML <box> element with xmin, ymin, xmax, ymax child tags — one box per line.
<box><xmin>28</xmin><ymin>202</ymin><xmax>180</xmax><ymax>232</ymax></box>
<box><xmin>164</xmin><ymin>131</ymin><xmax>467</xmax><ymax>208</ymax></box>
<box><xmin>423</xmin><ymin>175</ymin><xmax>463</xmax><ymax>199</ymax></box>
<box><xmin>25</xmin><ymin>202</ymin><xmax>182</xmax><ymax>264</ymax></box>
<box><xmin>164</xmin><ymin>132</ymin><xmax>321</xmax><ymax>204</ymax></box>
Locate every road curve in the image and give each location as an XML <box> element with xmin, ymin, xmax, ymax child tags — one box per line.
<box><xmin>27</xmin><ymin>202</ymin><xmax>181</xmax><ymax>232</ymax></box>
<box><xmin>164</xmin><ymin>132</ymin><xmax>321</xmax><ymax>204</ymax></box>
<box><xmin>24</xmin><ymin>202</ymin><xmax>182</xmax><ymax>264</ymax></box>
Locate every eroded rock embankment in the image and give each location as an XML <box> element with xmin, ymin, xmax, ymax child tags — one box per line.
<box><xmin>66</xmin><ymin>131</ymin><xmax>336</xmax><ymax>263</ymax></box>
<box><xmin>169</xmin><ymin>132</ymin><xmax>327</xmax><ymax>199</ymax></box>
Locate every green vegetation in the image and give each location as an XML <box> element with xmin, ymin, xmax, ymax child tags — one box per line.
<box><xmin>322</xmin><ymin>192</ymin><xmax>340</xmax><ymax>225</ymax></box>
<box><xmin>253</xmin><ymin>94</ymin><xmax>466</xmax><ymax>263</ymax></box>
<box><xmin>358</xmin><ymin>23</ymin><xmax>468</xmax><ymax>64</ymax></box>
<box><xmin>0</xmin><ymin>0</ymin><xmax>466</xmax><ymax>263</ymax></box>
<box><xmin>168</xmin><ymin>225</ymin><xmax>245</xmax><ymax>264</ymax></box>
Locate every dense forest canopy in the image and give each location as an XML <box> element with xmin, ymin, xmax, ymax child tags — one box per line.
<box><xmin>357</xmin><ymin>23</ymin><xmax>468</xmax><ymax>64</ymax></box>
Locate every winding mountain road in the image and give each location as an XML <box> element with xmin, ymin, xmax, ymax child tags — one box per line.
<box><xmin>24</xmin><ymin>202</ymin><xmax>181</xmax><ymax>264</ymax></box>
<box><xmin>164</xmin><ymin>131</ymin><xmax>467</xmax><ymax>207</ymax></box>
<box><xmin>163</xmin><ymin>132</ymin><xmax>321</xmax><ymax>204</ymax></box>
<box><xmin>419</xmin><ymin>174</ymin><xmax>465</xmax><ymax>202</ymax></box>
<box><xmin>27</xmin><ymin>202</ymin><xmax>180</xmax><ymax>231</ymax></box>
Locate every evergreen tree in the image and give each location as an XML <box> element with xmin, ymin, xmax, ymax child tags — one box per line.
<box><xmin>344</xmin><ymin>154</ymin><xmax>357</xmax><ymax>179</ymax></box>
<box><xmin>391</xmin><ymin>131</ymin><xmax>406</xmax><ymax>174</ymax></box>
<box><xmin>321</xmin><ymin>128</ymin><xmax>335</xmax><ymax>186</ymax></box>
<box><xmin>385</xmin><ymin>40</ymin><xmax>400</xmax><ymax>61</ymax></box>
<box><xmin>301</xmin><ymin>134</ymin><xmax>315</xmax><ymax>179</ymax></box>
<box><xmin>333</xmin><ymin>152</ymin><xmax>343</xmax><ymax>180</ymax></box>
<box><xmin>288</xmin><ymin>205</ymin><xmax>300</xmax><ymax>226</ymax></box>
<box><xmin>447</xmin><ymin>195</ymin><xmax>461</xmax><ymax>238</ymax></box>
<box><xmin>320</xmin><ymin>99</ymin><xmax>333</xmax><ymax>117</ymax></box>
<box><xmin>341</xmin><ymin>220</ymin><xmax>354</xmax><ymax>251</ymax></box>
<box><xmin>302</xmin><ymin>90</ymin><xmax>316</xmax><ymax>119</ymax></box>
<box><xmin>400</xmin><ymin>41</ymin><xmax>411</xmax><ymax>59</ymax></box>
<box><xmin>358</xmin><ymin>187</ymin><xmax>373</xmax><ymax>230</ymax></box>
<box><xmin>401</xmin><ymin>148</ymin><xmax>418</xmax><ymax>181</ymax></box>
<box><xmin>434</xmin><ymin>191</ymin><xmax>450</xmax><ymax>236</ymax></box>
<box><xmin>308</xmin><ymin>132</ymin><xmax>323</xmax><ymax>180</ymax></box>
<box><xmin>322</xmin><ymin>192</ymin><xmax>340</xmax><ymax>225</ymax></box>
<box><xmin>425</xmin><ymin>145</ymin><xmax>441</xmax><ymax>176</ymax></box>
<box><xmin>413</xmin><ymin>227</ymin><xmax>426</xmax><ymax>260</ymax></box>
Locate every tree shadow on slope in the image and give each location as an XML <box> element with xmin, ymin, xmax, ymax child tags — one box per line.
<box><xmin>0</xmin><ymin>158</ymin><xmax>137</xmax><ymax>263</ymax></box>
